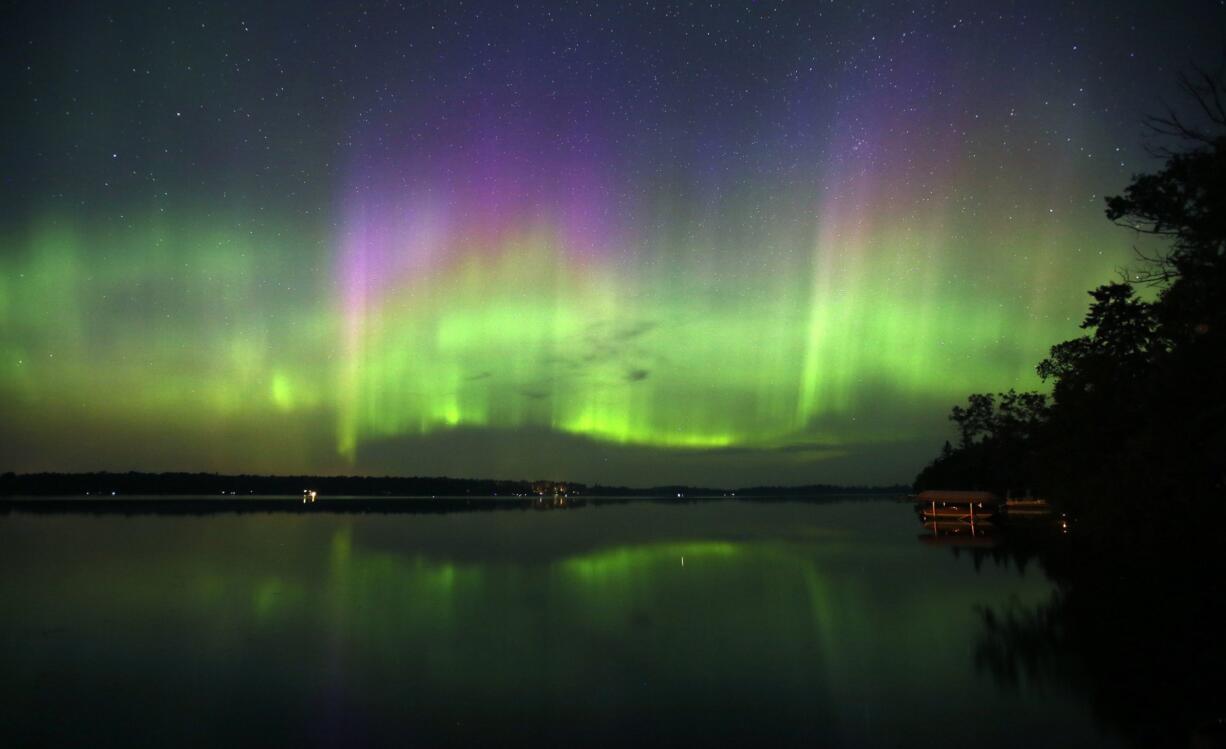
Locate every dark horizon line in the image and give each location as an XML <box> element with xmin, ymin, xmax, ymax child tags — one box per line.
<box><xmin>0</xmin><ymin>469</ymin><xmax>909</xmax><ymax>497</ymax></box>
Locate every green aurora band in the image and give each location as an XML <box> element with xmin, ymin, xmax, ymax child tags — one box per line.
<box><xmin>0</xmin><ymin>183</ymin><xmax>1125</xmax><ymax>484</ymax></box>
<box><xmin>3</xmin><ymin>1</ymin><xmax>1182</xmax><ymax>484</ymax></box>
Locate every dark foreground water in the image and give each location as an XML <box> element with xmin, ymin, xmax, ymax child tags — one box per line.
<box><xmin>1</xmin><ymin>498</ymin><xmax>1123</xmax><ymax>747</ymax></box>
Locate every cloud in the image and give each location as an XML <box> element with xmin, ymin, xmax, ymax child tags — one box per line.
<box><xmin>352</xmin><ymin>424</ymin><xmax>927</xmax><ymax>488</ymax></box>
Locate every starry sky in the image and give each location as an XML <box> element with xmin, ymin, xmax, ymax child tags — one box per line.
<box><xmin>1</xmin><ymin>1</ymin><xmax>1222</xmax><ymax>487</ymax></box>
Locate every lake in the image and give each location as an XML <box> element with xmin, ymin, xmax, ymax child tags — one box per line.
<box><xmin>0</xmin><ymin>497</ymin><xmax>1124</xmax><ymax>747</ymax></box>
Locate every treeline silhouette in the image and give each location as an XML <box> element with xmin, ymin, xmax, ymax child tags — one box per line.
<box><xmin>919</xmin><ymin>67</ymin><xmax>1226</xmax><ymax>741</ymax></box>
<box><xmin>0</xmin><ymin>471</ymin><xmax>906</xmax><ymax>500</ymax></box>
<box><xmin>915</xmin><ymin>66</ymin><xmax>1226</xmax><ymax>530</ymax></box>
<box><xmin>1</xmin><ymin>471</ymin><xmax>537</xmax><ymax>498</ymax></box>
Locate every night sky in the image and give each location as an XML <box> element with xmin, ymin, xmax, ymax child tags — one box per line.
<box><xmin>2</xmin><ymin>1</ymin><xmax>1222</xmax><ymax>487</ymax></box>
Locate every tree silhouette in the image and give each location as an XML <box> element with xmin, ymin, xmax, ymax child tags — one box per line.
<box><xmin>917</xmin><ymin>64</ymin><xmax>1226</xmax><ymax>518</ymax></box>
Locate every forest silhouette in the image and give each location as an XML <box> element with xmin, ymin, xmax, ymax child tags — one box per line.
<box><xmin>918</xmin><ymin>65</ymin><xmax>1226</xmax><ymax>748</ymax></box>
<box><xmin>915</xmin><ymin>66</ymin><xmax>1226</xmax><ymax>531</ymax></box>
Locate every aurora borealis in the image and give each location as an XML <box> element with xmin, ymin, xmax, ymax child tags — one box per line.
<box><xmin>2</xmin><ymin>1</ymin><xmax>1222</xmax><ymax>485</ymax></box>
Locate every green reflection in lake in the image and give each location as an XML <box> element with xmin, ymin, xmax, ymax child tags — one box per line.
<box><xmin>0</xmin><ymin>500</ymin><xmax>1122</xmax><ymax>747</ymax></box>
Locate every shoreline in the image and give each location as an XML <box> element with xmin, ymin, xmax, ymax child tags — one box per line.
<box><xmin>0</xmin><ymin>493</ymin><xmax>896</xmax><ymax>516</ymax></box>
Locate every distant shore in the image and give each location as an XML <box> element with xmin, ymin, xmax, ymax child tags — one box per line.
<box><xmin>0</xmin><ymin>493</ymin><xmax>903</xmax><ymax>516</ymax></box>
<box><xmin>0</xmin><ymin>471</ymin><xmax>908</xmax><ymax>501</ymax></box>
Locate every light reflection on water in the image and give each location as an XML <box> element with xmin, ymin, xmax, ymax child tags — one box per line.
<box><xmin>0</xmin><ymin>499</ymin><xmax>1120</xmax><ymax>747</ymax></box>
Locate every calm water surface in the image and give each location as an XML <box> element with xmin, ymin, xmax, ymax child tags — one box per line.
<box><xmin>1</xmin><ymin>498</ymin><xmax>1119</xmax><ymax>747</ymax></box>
